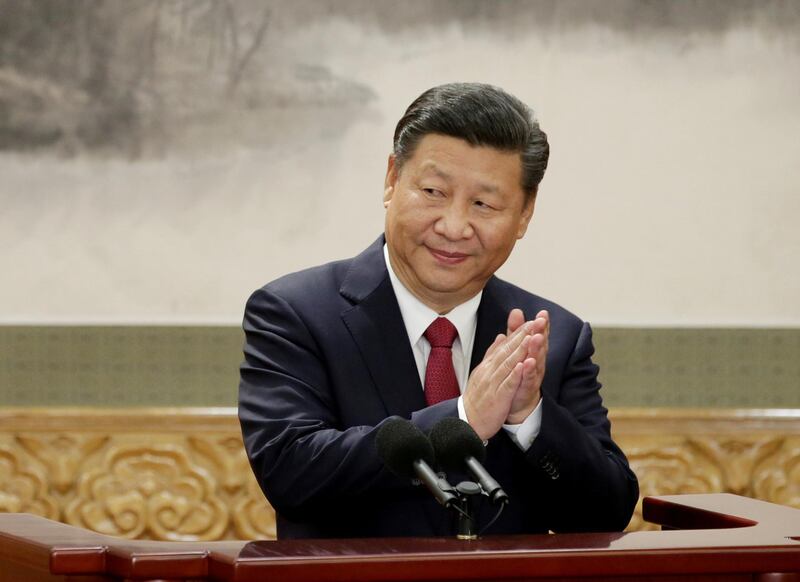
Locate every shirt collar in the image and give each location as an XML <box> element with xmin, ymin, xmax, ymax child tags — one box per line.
<box><xmin>383</xmin><ymin>244</ymin><xmax>482</xmax><ymax>352</ymax></box>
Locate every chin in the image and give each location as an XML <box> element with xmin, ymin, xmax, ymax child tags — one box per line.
<box><xmin>421</xmin><ymin>277</ymin><xmax>472</xmax><ymax>294</ymax></box>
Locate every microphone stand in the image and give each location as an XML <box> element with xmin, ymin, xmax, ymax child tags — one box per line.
<box><xmin>453</xmin><ymin>481</ymin><xmax>482</xmax><ymax>540</ymax></box>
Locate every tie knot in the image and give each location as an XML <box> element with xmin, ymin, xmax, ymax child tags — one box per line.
<box><xmin>424</xmin><ymin>317</ymin><xmax>458</xmax><ymax>348</ymax></box>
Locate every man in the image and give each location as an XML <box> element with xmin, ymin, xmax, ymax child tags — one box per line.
<box><xmin>239</xmin><ymin>83</ymin><xmax>638</xmax><ymax>539</ymax></box>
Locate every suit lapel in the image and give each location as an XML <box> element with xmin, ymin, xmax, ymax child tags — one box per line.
<box><xmin>340</xmin><ymin>237</ymin><xmax>426</xmax><ymax>418</ymax></box>
<box><xmin>470</xmin><ymin>277</ymin><xmax>509</xmax><ymax>372</ymax></box>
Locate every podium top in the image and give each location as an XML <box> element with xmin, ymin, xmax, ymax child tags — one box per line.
<box><xmin>1</xmin><ymin>494</ymin><xmax>799</xmax><ymax>581</ymax></box>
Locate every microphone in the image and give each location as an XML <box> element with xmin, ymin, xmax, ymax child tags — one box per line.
<box><xmin>375</xmin><ymin>418</ymin><xmax>457</xmax><ymax>507</ymax></box>
<box><xmin>429</xmin><ymin>418</ymin><xmax>509</xmax><ymax>505</ymax></box>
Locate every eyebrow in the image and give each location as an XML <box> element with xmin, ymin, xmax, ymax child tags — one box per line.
<box><xmin>419</xmin><ymin>162</ymin><xmax>500</xmax><ymax>195</ymax></box>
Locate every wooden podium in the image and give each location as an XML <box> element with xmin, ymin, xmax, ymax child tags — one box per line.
<box><xmin>1</xmin><ymin>494</ymin><xmax>799</xmax><ymax>581</ymax></box>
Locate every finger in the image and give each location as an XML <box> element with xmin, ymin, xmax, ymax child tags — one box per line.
<box><xmin>497</xmin><ymin>361</ymin><xmax>524</xmax><ymax>396</ymax></box>
<box><xmin>507</xmin><ymin>318</ymin><xmax>536</xmax><ymax>343</ymax></box>
<box><xmin>526</xmin><ymin>333</ymin><xmax>545</xmax><ymax>359</ymax></box>
<box><xmin>483</xmin><ymin>333</ymin><xmax>506</xmax><ymax>359</ymax></box>
<box><xmin>472</xmin><ymin>333</ymin><xmax>509</xmax><ymax>386</ymax></box>
<box><xmin>528</xmin><ymin>315</ymin><xmax>549</xmax><ymax>366</ymax></box>
<box><xmin>484</xmin><ymin>319</ymin><xmax>537</xmax><ymax>382</ymax></box>
<box><xmin>489</xmin><ymin>322</ymin><xmax>532</xmax><ymax>369</ymax></box>
<box><xmin>519</xmin><ymin>357</ymin><xmax>539</xmax><ymax>391</ymax></box>
<box><xmin>535</xmin><ymin>312</ymin><xmax>549</xmax><ymax>355</ymax></box>
<box><xmin>489</xmin><ymin>334</ymin><xmax>531</xmax><ymax>389</ymax></box>
<box><xmin>537</xmin><ymin>310</ymin><xmax>550</xmax><ymax>336</ymax></box>
<box><xmin>510</xmin><ymin>360</ymin><xmax>541</xmax><ymax>414</ymax></box>
<box><xmin>530</xmin><ymin>332</ymin><xmax>548</xmax><ymax>375</ymax></box>
<box><xmin>531</xmin><ymin>313</ymin><xmax>549</xmax><ymax>336</ymax></box>
<box><xmin>506</xmin><ymin>308</ymin><xmax>525</xmax><ymax>336</ymax></box>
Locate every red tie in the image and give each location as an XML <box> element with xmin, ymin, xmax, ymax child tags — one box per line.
<box><xmin>423</xmin><ymin>317</ymin><xmax>460</xmax><ymax>406</ymax></box>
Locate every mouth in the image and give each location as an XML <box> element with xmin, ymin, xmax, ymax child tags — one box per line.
<box><xmin>426</xmin><ymin>246</ymin><xmax>470</xmax><ymax>265</ymax></box>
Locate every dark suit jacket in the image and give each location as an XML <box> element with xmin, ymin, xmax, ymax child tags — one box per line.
<box><xmin>239</xmin><ymin>236</ymin><xmax>638</xmax><ymax>539</ymax></box>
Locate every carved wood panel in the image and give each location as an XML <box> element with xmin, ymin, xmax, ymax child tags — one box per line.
<box><xmin>0</xmin><ymin>408</ymin><xmax>797</xmax><ymax>539</ymax></box>
<box><xmin>0</xmin><ymin>409</ymin><xmax>277</xmax><ymax>541</ymax></box>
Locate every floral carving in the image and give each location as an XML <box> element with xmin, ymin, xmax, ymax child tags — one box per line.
<box><xmin>188</xmin><ymin>435</ymin><xmax>251</xmax><ymax>494</ymax></box>
<box><xmin>752</xmin><ymin>443</ymin><xmax>800</xmax><ymax>509</ymax></box>
<box><xmin>0</xmin><ymin>447</ymin><xmax>58</xmax><ymax>518</ymax></box>
<box><xmin>16</xmin><ymin>434</ymin><xmax>108</xmax><ymax>493</ymax></box>
<box><xmin>685</xmin><ymin>437</ymin><xmax>785</xmax><ymax>496</ymax></box>
<box><xmin>232</xmin><ymin>476</ymin><xmax>277</xmax><ymax>540</ymax></box>
<box><xmin>65</xmin><ymin>445</ymin><xmax>228</xmax><ymax>540</ymax></box>
<box><xmin>629</xmin><ymin>444</ymin><xmax>724</xmax><ymax>495</ymax></box>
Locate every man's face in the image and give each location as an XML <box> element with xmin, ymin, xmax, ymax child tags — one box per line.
<box><xmin>384</xmin><ymin>133</ymin><xmax>534</xmax><ymax>313</ymax></box>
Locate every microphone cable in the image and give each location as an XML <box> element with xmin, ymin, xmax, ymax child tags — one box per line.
<box><xmin>478</xmin><ymin>500</ymin><xmax>505</xmax><ymax>536</ymax></box>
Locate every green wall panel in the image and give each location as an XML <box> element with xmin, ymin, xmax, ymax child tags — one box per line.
<box><xmin>0</xmin><ymin>326</ymin><xmax>798</xmax><ymax>408</ymax></box>
<box><xmin>593</xmin><ymin>327</ymin><xmax>800</xmax><ymax>408</ymax></box>
<box><xmin>0</xmin><ymin>326</ymin><xmax>242</xmax><ymax>406</ymax></box>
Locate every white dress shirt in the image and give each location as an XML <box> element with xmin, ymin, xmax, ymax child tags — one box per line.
<box><xmin>383</xmin><ymin>244</ymin><xmax>542</xmax><ymax>450</ymax></box>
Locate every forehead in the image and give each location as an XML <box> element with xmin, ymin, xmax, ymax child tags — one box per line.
<box><xmin>402</xmin><ymin>134</ymin><xmax>525</xmax><ymax>196</ymax></box>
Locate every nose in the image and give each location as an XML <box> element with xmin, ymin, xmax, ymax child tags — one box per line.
<box><xmin>433</xmin><ymin>201</ymin><xmax>474</xmax><ymax>240</ymax></box>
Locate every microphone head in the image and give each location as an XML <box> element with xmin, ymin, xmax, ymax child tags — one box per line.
<box><xmin>429</xmin><ymin>417</ymin><xmax>486</xmax><ymax>472</ymax></box>
<box><xmin>375</xmin><ymin>417</ymin><xmax>436</xmax><ymax>478</ymax></box>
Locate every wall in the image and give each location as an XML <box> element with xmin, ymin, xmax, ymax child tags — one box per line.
<box><xmin>1</xmin><ymin>1</ymin><xmax>798</xmax><ymax>328</ymax></box>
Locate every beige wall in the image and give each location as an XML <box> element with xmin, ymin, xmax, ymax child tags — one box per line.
<box><xmin>2</xmin><ymin>5</ymin><xmax>798</xmax><ymax>326</ymax></box>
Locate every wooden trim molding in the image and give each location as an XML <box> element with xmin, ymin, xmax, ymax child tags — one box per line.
<box><xmin>0</xmin><ymin>407</ymin><xmax>798</xmax><ymax>539</ymax></box>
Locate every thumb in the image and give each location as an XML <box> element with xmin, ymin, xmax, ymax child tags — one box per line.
<box><xmin>506</xmin><ymin>308</ymin><xmax>525</xmax><ymax>335</ymax></box>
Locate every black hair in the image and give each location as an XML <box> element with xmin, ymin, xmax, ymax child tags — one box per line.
<box><xmin>393</xmin><ymin>83</ymin><xmax>549</xmax><ymax>200</ymax></box>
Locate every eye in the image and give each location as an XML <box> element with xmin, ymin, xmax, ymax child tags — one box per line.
<box><xmin>474</xmin><ymin>199</ymin><xmax>494</xmax><ymax>210</ymax></box>
<box><xmin>422</xmin><ymin>188</ymin><xmax>444</xmax><ymax>198</ymax></box>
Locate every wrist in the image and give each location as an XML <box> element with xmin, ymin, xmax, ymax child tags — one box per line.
<box><xmin>506</xmin><ymin>396</ymin><xmax>541</xmax><ymax>425</ymax></box>
<box><xmin>463</xmin><ymin>397</ymin><xmax>498</xmax><ymax>441</ymax></box>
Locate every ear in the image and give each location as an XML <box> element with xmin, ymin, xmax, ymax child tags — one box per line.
<box><xmin>515</xmin><ymin>192</ymin><xmax>537</xmax><ymax>239</ymax></box>
<box><xmin>383</xmin><ymin>154</ymin><xmax>398</xmax><ymax>207</ymax></box>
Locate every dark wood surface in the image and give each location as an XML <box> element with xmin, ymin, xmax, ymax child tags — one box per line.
<box><xmin>1</xmin><ymin>494</ymin><xmax>799</xmax><ymax>581</ymax></box>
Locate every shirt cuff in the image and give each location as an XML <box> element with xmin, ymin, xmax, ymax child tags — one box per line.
<box><xmin>456</xmin><ymin>396</ymin><xmax>489</xmax><ymax>445</ymax></box>
<box><xmin>502</xmin><ymin>399</ymin><xmax>543</xmax><ymax>451</ymax></box>
<box><xmin>457</xmin><ymin>395</ymin><xmax>469</xmax><ymax>424</ymax></box>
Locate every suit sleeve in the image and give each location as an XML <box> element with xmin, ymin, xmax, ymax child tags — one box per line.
<box><xmin>238</xmin><ymin>286</ymin><xmax>456</xmax><ymax>522</ymax></box>
<box><xmin>526</xmin><ymin>321</ymin><xmax>639</xmax><ymax>532</ymax></box>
